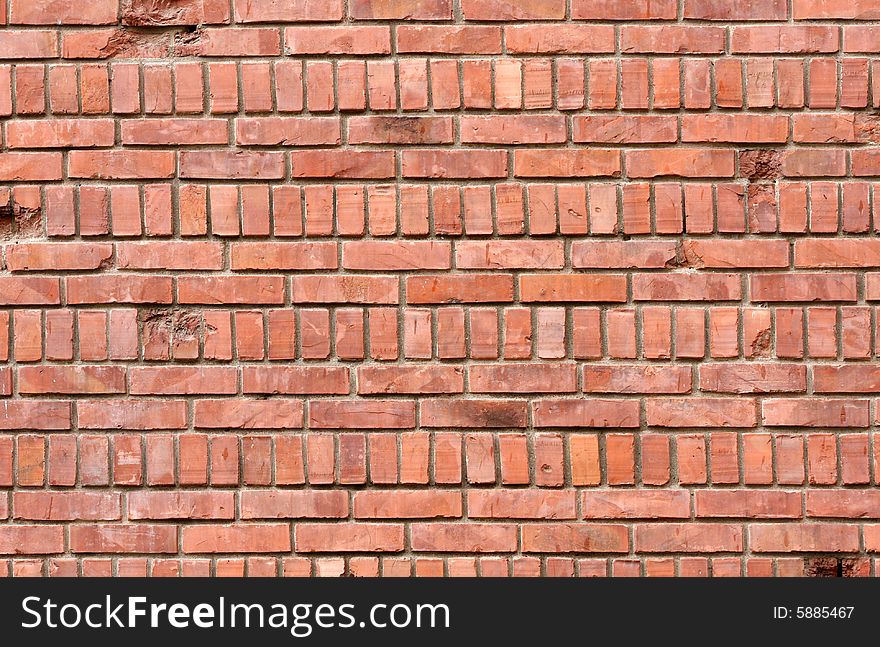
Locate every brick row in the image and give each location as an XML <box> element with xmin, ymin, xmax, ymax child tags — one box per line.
<box><xmin>0</xmin><ymin>554</ymin><xmax>868</xmax><ymax>578</ymax></box>
<box><xmin>8</xmin><ymin>305</ymin><xmax>880</xmax><ymax>362</ymax></box>
<box><xmin>2</xmin><ymin>0</ymin><xmax>880</xmax><ymax>26</ymax></box>
<box><xmin>7</xmin><ymin>181</ymin><xmax>880</xmax><ymax>239</ymax></box>
<box><xmin>8</xmin><ymin>114</ymin><xmax>880</xmax><ymax>147</ymax></box>
<box><xmin>4</xmin><ymin>26</ymin><xmax>880</xmax><ymax>59</ymax></box>
<box><xmin>6</xmin><ymin>57</ymin><xmax>880</xmax><ymax>116</ymax></box>
<box><xmin>2</xmin><ymin>429</ymin><xmax>879</xmax><ymax>487</ymax></box>
<box><xmin>0</xmin><ymin>520</ymin><xmax>878</xmax><ymax>558</ymax></box>
<box><xmin>8</xmin><ymin>149</ymin><xmax>880</xmax><ymax>181</ymax></box>
<box><xmin>3</xmin><ymin>486</ymin><xmax>876</xmax><ymax>520</ymax></box>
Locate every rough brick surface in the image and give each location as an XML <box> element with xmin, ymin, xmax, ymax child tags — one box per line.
<box><xmin>0</xmin><ymin>1</ymin><xmax>879</xmax><ymax>578</ymax></box>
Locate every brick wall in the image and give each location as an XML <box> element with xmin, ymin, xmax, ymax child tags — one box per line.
<box><xmin>0</xmin><ymin>0</ymin><xmax>879</xmax><ymax>577</ymax></box>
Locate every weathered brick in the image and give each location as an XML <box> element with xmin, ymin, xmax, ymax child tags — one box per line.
<box><xmin>0</xmin><ymin>0</ymin><xmax>873</xmax><ymax>576</ymax></box>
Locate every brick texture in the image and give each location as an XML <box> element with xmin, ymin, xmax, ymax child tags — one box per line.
<box><xmin>0</xmin><ymin>1</ymin><xmax>879</xmax><ymax>578</ymax></box>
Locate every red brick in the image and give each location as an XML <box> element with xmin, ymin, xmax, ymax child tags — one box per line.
<box><xmin>397</xmin><ymin>26</ymin><xmax>501</xmax><ymax>54</ymax></box>
<box><xmin>461</xmin><ymin>0</ymin><xmax>564</xmax><ymax>19</ymax></box>
<box><xmin>67</xmin><ymin>276</ymin><xmax>172</xmax><ymax>305</ymax></box>
<box><xmin>845</xmin><ymin>27</ymin><xmax>880</xmax><ymax>53</ymax></box>
<box><xmin>763</xmin><ymin>398</ymin><xmax>870</xmax><ymax>428</ymax></box>
<box><xmin>420</xmin><ymin>399</ymin><xmax>527</xmax><ymax>428</ymax></box>
<box><xmin>469</xmin><ymin>364</ymin><xmax>576</xmax><ymax>394</ymax></box>
<box><xmin>633</xmin><ymin>274</ymin><xmax>741</xmax><ymax>301</ymax></box>
<box><xmin>515</xmin><ymin>149</ymin><xmax>620</xmax><ymax>178</ymax></box>
<box><xmin>14</xmin><ymin>492</ymin><xmax>120</xmax><ymax>521</ymax></box>
<box><xmin>0</xmin><ymin>152</ymin><xmax>63</xmax><ymax>180</ymax></box>
<box><xmin>79</xmin><ymin>400</ymin><xmax>187</xmax><ymax>430</ymax></box>
<box><xmin>130</xmin><ymin>366</ymin><xmax>237</xmax><ymax>395</ymax></box>
<box><xmin>533</xmin><ymin>399</ymin><xmax>640</xmax><ymax>427</ymax></box>
<box><xmin>71</xmin><ymin>524</ymin><xmax>177</xmax><ymax>553</ymax></box>
<box><xmin>7</xmin><ymin>119</ymin><xmax>114</xmax><ymax>148</ymax></box>
<box><xmin>19</xmin><ymin>366</ymin><xmax>125</xmax><ymax>394</ymax></box>
<box><xmin>796</xmin><ymin>239</ymin><xmax>880</xmax><ymax>268</ymax></box>
<box><xmin>349</xmin><ymin>116</ymin><xmax>452</xmax><ymax>145</ymax></box>
<box><xmin>468</xmin><ymin>490</ymin><xmax>575</xmax><ymax>520</ymax></box>
<box><xmin>636</xmin><ymin>524</ymin><xmax>743</xmax><ymax>553</ymax></box>
<box><xmin>686</xmin><ymin>0</ymin><xmax>787</xmax><ymax>20</ymax></box>
<box><xmin>291</xmin><ymin>150</ymin><xmax>394</xmax><ymax>179</ymax></box>
<box><xmin>11</xmin><ymin>0</ymin><xmax>118</xmax><ymax>23</ymax></box>
<box><xmin>296</xmin><ymin>523</ymin><xmax>403</xmax><ymax>552</ymax></box>
<box><xmin>350</xmin><ymin>0</ymin><xmax>450</xmax><ymax>19</ymax></box>
<box><xmin>646</xmin><ymin>398</ymin><xmax>757</xmax><ymax>428</ymax></box>
<box><xmin>343</xmin><ymin>241</ymin><xmax>450</xmax><ymax>270</ymax></box>
<box><xmin>184</xmin><ymin>524</ymin><xmax>291</xmax><ymax>553</ymax></box>
<box><xmin>231</xmin><ymin>242</ymin><xmax>337</xmax><ymax>271</ymax></box>
<box><xmin>794</xmin><ymin>0</ymin><xmax>880</xmax><ymax>18</ymax></box>
<box><xmin>69</xmin><ymin>151</ymin><xmax>174</xmax><ymax>179</ymax></box>
<box><xmin>681</xmin><ymin>240</ymin><xmax>789</xmax><ymax>268</ymax></box>
<box><xmin>128</xmin><ymin>492</ymin><xmax>234</xmax><ymax>520</ymax></box>
<box><xmin>573</xmin><ymin>115</ymin><xmax>675</xmax><ymax>144</ymax></box>
<box><xmin>412</xmin><ymin>523</ymin><xmax>517</xmax><ymax>553</ymax></box>
<box><xmin>122</xmin><ymin>0</ymin><xmax>229</xmax><ymax>24</ymax></box>
<box><xmin>520</xmin><ymin>274</ymin><xmax>627</xmax><ymax>302</ymax></box>
<box><xmin>572</xmin><ymin>0</ymin><xmax>675</xmax><ymax>18</ymax></box>
<box><xmin>622</xmin><ymin>26</ymin><xmax>725</xmax><ymax>54</ymax></box>
<box><xmin>814</xmin><ymin>366</ymin><xmax>880</xmax><ymax>393</ymax></box>
<box><xmin>807</xmin><ymin>491</ymin><xmax>880</xmax><ymax>518</ymax></box>
<box><xmin>354</xmin><ymin>491</ymin><xmax>461</xmax><ymax>519</ymax></box>
<box><xmin>700</xmin><ymin>364</ymin><xmax>807</xmax><ymax>394</ymax></box>
<box><xmin>0</xmin><ymin>526</ymin><xmax>64</xmax><ymax>554</ymax></box>
<box><xmin>310</xmin><ymin>400</ymin><xmax>415</xmax><ymax>429</ymax></box>
<box><xmin>241</xmin><ymin>491</ymin><xmax>348</xmax><ymax>519</ymax></box>
<box><xmin>696</xmin><ymin>491</ymin><xmax>802</xmax><ymax>518</ymax></box>
<box><xmin>407</xmin><ymin>275</ymin><xmax>513</xmax><ymax>303</ymax></box>
<box><xmin>179</xmin><ymin>151</ymin><xmax>284</xmax><ymax>180</ymax></box>
<box><xmin>6</xmin><ymin>242</ymin><xmax>110</xmax><ymax>272</ymax></box>
<box><xmin>0</xmin><ymin>31</ymin><xmax>58</xmax><ymax>58</ymax></box>
<box><xmin>176</xmin><ymin>28</ymin><xmax>280</xmax><ymax>57</ymax></box>
<box><xmin>750</xmin><ymin>524</ymin><xmax>859</xmax><ymax>552</ymax></box>
<box><xmin>582</xmin><ymin>491</ymin><xmax>690</xmax><ymax>519</ymax></box>
<box><xmin>179</xmin><ymin>276</ymin><xmax>285</xmax><ymax>304</ymax></box>
<box><xmin>242</xmin><ymin>366</ymin><xmax>349</xmax><ymax>395</ymax></box>
<box><xmin>234</xmin><ymin>0</ymin><xmax>342</xmax><ymax>21</ymax></box>
<box><xmin>582</xmin><ymin>365</ymin><xmax>691</xmax><ymax>394</ymax></box>
<box><xmin>753</xmin><ymin>274</ymin><xmax>858</xmax><ymax>302</ymax></box>
<box><xmin>402</xmin><ymin>149</ymin><xmax>507</xmax><ymax>178</ymax></box>
<box><xmin>358</xmin><ymin>366</ymin><xmax>463</xmax><ymax>395</ymax></box>
<box><xmin>627</xmin><ymin>149</ymin><xmax>735</xmax><ymax>178</ymax></box>
<box><xmin>682</xmin><ymin>114</ymin><xmax>788</xmax><ymax>143</ymax></box>
<box><xmin>194</xmin><ymin>399</ymin><xmax>303</xmax><ymax>429</ymax></box>
<box><xmin>285</xmin><ymin>26</ymin><xmax>390</xmax><ymax>55</ymax></box>
<box><xmin>522</xmin><ymin>524</ymin><xmax>629</xmax><ymax>553</ymax></box>
<box><xmin>731</xmin><ymin>26</ymin><xmax>839</xmax><ymax>53</ymax></box>
<box><xmin>117</xmin><ymin>241</ymin><xmax>223</xmax><ymax>271</ymax></box>
<box><xmin>462</xmin><ymin>115</ymin><xmax>566</xmax><ymax>144</ymax></box>
<box><xmin>122</xmin><ymin>118</ymin><xmax>229</xmax><ymax>145</ymax></box>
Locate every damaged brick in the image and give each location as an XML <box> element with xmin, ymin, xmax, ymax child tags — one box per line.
<box><xmin>739</xmin><ymin>149</ymin><xmax>782</xmax><ymax>181</ymax></box>
<box><xmin>143</xmin><ymin>308</ymin><xmax>204</xmax><ymax>341</ymax></box>
<box><xmin>806</xmin><ymin>557</ymin><xmax>868</xmax><ymax>577</ymax></box>
<box><xmin>749</xmin><ymin>326</ymin><xmax>773</xmax><ymax>358</ymax></box>
<box><xmin>172</xmin><ymin>27</ymin><xmax>206</xmax><ymax>56</ymax></box>
<box><xmin>92</xmin><ymin>27</ymin><xmax>173</xmax><ymax>59</ymax></box>
<box><xmin>121</xmin><ymin>0</ymin><xmax>216</xmax><ymax>26</ymax></box>
<box><xmin>855</xmin><ymin>114</ymin><xmax>880</xmax><ymax>144</ymax></box>
<box><xmin>747</xmin><ymin>184</ymin><xmax>777</xmax><ymax>233</ymax></box>
<box><xmin>665</xmin><ymin>241</ymin><xmax>704</xmax><ymax>269</ymax></box>
<box><xmin>0</xmin><ymin>195</ymin><xmax>42</xmax><ymax>241</ymax></box>
<box><xmin>141</xmin><ymin>308</ymin><xmax>209</xmax><ymax>359</ymax></box>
